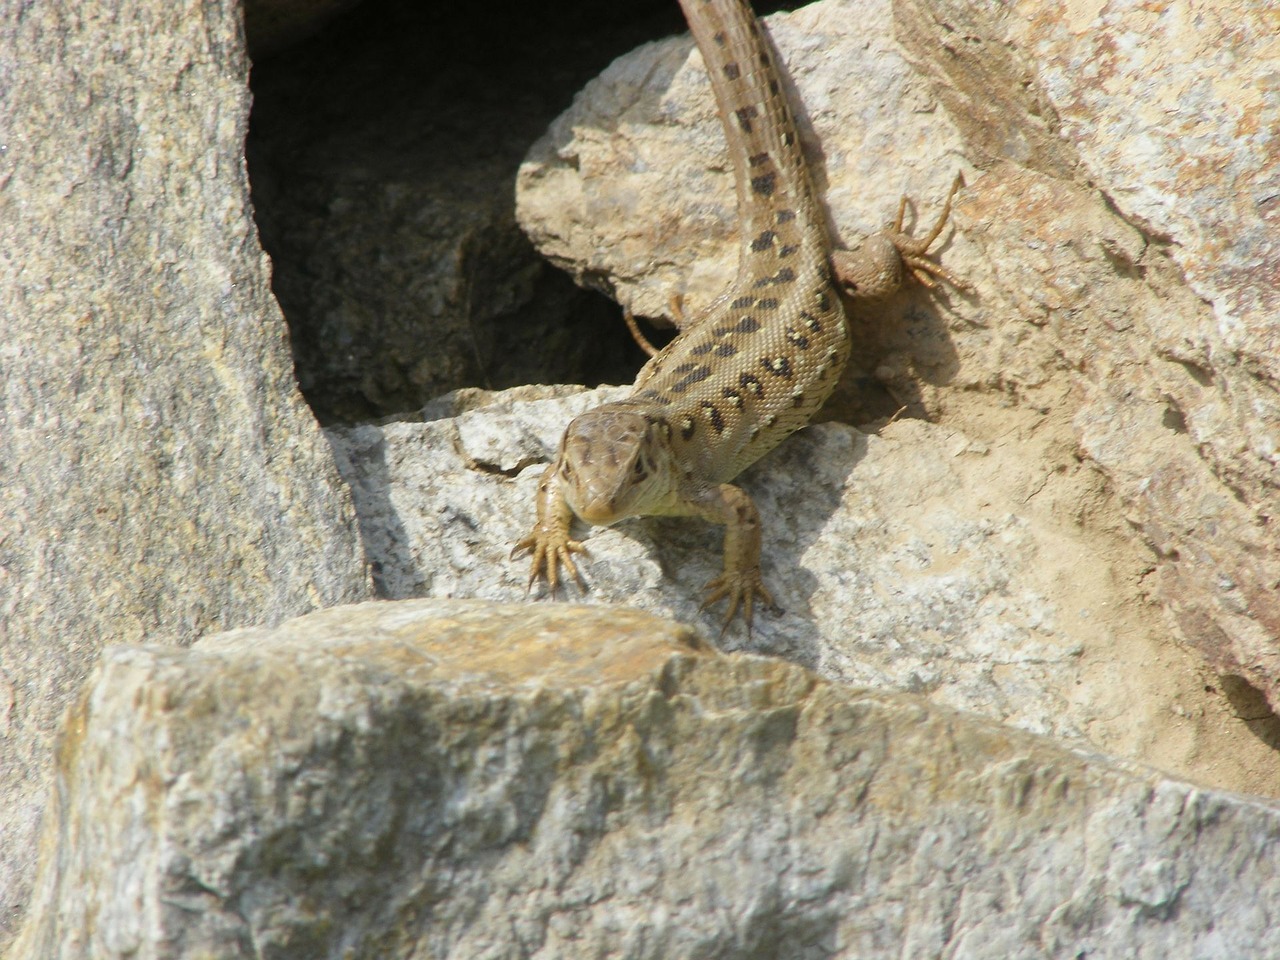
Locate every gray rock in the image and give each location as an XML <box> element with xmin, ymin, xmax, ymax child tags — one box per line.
<box><xmin>0</xmin><ymin>0</ymin><xmax>370</xmax><ymax>946</ymax></box>
<box><xmin>12</xmin><ymin>599</ymin><xmax>1280</xmax><ymax>959</ymax></box>
<box><xmin>326</xmin><ymin>385</ymin><xmax>1280</xmax><ymax>796</ymax></box>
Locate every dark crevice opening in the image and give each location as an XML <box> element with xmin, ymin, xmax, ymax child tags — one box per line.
<box><xmin>246</xmin><ymin>0</ymin><xmax>798</xmax><ymax>425</ymax></box>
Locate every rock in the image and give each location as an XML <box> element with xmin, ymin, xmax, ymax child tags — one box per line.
<box><xmin>515</xmin><ymin>0</ymin><xmax>1280</xmax><ymax>712</ymax></box>
<box><xmin>326</xmin><ymin>386</ymin><xmax>1280</xmax><ymax>796</ymax></box>
<box><xmin>0</xmin><ymin>0</ymin><xmax>370</xmax><ymax>947</ymax></box>
<box><xmin>12</xmin><ymin>599</ymin><xmax>1280</xmax><ymax>959</ymax></box>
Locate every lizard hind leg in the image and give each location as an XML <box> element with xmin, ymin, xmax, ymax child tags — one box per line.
<box><xmin>830</xmin><ymin>172</ymin><xmax>970</xmax><ymax>299</ymax></box>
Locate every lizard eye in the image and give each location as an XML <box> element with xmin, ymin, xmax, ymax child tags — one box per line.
<box><xmin>632</xmin><ymin>458</ymin><xmax>648</xmax><ymax>479</ymax></box>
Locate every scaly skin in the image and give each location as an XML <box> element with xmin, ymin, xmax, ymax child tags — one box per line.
<box><xmin>515</xmin><ymin>0</ymin><xmax>966</xmax><ymax>634</ymax></box>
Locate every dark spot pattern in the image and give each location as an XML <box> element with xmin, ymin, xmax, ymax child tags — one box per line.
<box><xmin>756</xmin><ymin>298</ymin><xmax>779</xmax><ymax>310</ymax></box>
<box><xmin>722</xmin><ymin>388</ymin><xmax>744</xmax><ymax>408</ymax></box>
<box><xmin>731</xmin><ymin>295</ymin><xmax>756</xmax><ymax>309</ymax></box>
<box><xmin>701</xmin><ymin>401</ymin><xmax>725</xmax><ymax>433</ymax></box>
<box><xmin>762</xmin><ymin>356</ymin><xmax>793</xmax><ymax>378</ymax></box>
<box><xmin>779</xmin><ymin>244</ymin><xmax>799</xmax><ymax>258</ymax></box>
<box><xmin>777</xmin><ymin>209</ymin><xmax>796</xmax><ymax>223</ymax></box>
<box><xmin>800</xmin><ymin>311</ymin><xmax>822</xmax><ymax>332</ymax></box>
<box><xmin>734</xmin><ymin>315</ymin><xmax>761</xmax><ymax>333</ymax></box>
<box><xmin>736</xmin><ymin>106</ymin><xmax>758</xmax><ymax>133</ymax></box>
<box><xmin>680</xmin><ymin>416</ymin><xmax>696</xmax><ymax>440</ymax></box>
<box><xmin>669</xmin><ymin>364</ymin><xmax>712</xmax><ymax>393</ymax></box>
<box><xmin>750</xmin><ymin>230</ymin><xmax>776</xmax><ymax>251</ymax></box>
<box><xmin>723</xmin><ymin>63</ymin><xmax>740</xmax><ymax>81</ymax></box>
<box><xmin>740</xmin><ymin>373</ymin><xmax>763</xmax><ymax>396</ymax></box>
<box><xmin>691</xmin><ymin>341</ymin><xmax>715</xmax><ymax>356</ymax></box>
<box><xmin>712</xmin><ymin>30</ymin><xmax>726</xmax><ymax>46</ymax></box>
<box><xmin>748</xmin><ymin>152</ymin><xmax>770</xmax><ymax>167</ymax></box>
<box><xmin>751</xmin><ymin>172</ymin><xmax>777</xmax><ymax>197</ymax></box>
<box><xmin>787</xmin><ymin>329</ymin><xmax>810</xmax><ymax>349</ymax></box>
<box><xmin>713</xmin><ymin>343</ymin><xmax>738</xmax><ymax>357</ymax></box>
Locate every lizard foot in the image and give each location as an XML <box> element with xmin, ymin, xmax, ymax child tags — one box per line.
<box><xmin>700</xmin><ymin>568</ymin><xmax>776</xmax><ymax>638</ymax></box>
<box><xmin>511</xmin><ymin>527</ymin><xmax>589</xmax><ymax>597</ymax></box>
<box><xmin>886</xmin><ymin>172</ymin><xmax>971</xmax><ymax>292</ymax></box>
<box><xmin>830</xmin><ymin>172</ymin><xmax>971</xmax><ymax>298</ymax></box>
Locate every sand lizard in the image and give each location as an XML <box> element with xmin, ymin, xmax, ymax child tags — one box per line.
<box><xmin>515</xmin><ymin>0</ymin><xmax>965</xmax><ymax>633</ymax></box>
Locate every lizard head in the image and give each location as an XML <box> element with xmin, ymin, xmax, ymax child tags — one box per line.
<box><xmin>556</xmin><ymin>407</ymin><xmax>674</xmax><ymax>525</ymax></box>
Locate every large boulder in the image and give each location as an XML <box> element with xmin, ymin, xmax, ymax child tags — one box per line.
<box><xmin>327</xmin><ymin>384</ymin><xmax>1280</xmax><ymax>796</ymax></box>
<box><xmin>12</xmin><ymin>599</ymin><xmax>1280</xmax><ymax>959</ymax></box>
<box><xmin>0</xmin><ymin>0</ymin><xmax>370</xmax><ymax>947</ymax></box>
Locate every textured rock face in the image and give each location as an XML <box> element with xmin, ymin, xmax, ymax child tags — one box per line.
<box><xmin>12</xmin><ymin>599</ymin><xmax>1280</xmax><ymax>960</ymax></box>
<box><xmin>327</xmin><ymin>385</ymin><xmax>1280</xmax><ymax>796</ymax></box>
<box><xmin>0</xmin><ymin>0</ymin><xmax>370</xmax><ymax>947</ymax></box>
<box><xmin>515</xmin><ymin>0</ymin><xmax>1280</xmax><ymax>713</ymax></box>
<box><xmin>899</xmin><ymin>0</ymin><xmax>1280</xmax><ymax>749</ymax></box>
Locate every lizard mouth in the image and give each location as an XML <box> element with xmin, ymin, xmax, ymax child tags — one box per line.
<box><xmin>573</xmin><ymin>500</ymin><xmax>622</xmax><ymax>526</ymax></box>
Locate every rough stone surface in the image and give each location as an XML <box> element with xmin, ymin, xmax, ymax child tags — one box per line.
<box><xmin>900</xmin><ymin>0</ymin><xmax>1280</xmax><ymax>771</ymax></box>
<box><xmin>327</xmin><ymin>386</ymin><xmax>1280</xmax><ymax>797</ymax></box>
<box><xmin>0</xmin><ymin>0</ymin><xmax>370</xmax><ymax>948</ymax></box>
<box><xmin>13</xmin><ymin>599</ymin><xmax>1280</xmax><ymax>960</ymax></box>
<box><xmin>515</xmin><ymin>0</ymin><xmax>1280</xmax><ymax>713</ymax></box>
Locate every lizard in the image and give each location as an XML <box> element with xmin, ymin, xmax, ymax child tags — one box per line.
<box><xmin>514</xmin><ymin>0</ymin><xmax>966</xmax><ymax>634</ymax></box>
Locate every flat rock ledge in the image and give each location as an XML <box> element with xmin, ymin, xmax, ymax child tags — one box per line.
<box><xmin>14</xmin><ymin>598</ymin><xmax>1280</xmax><ymax>959</ymax></box>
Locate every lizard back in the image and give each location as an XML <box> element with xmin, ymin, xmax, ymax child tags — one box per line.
<box><xmin>625</xmin><ymin>0</ymin><xmax>851</xmax><ymax>484</ymax></box>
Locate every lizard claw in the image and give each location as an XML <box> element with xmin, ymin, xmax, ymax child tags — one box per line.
<box><xmin>887</xmin><ymin>172</ymin><xmax>972</xmax><ymax>293</ymax></box>
<box><xmin>512</xmin><ymin>528</ymin><xmax>589</xmax><ymax>597</ymax></box>
<box><xmin>700</xmin><ymin>569</ymin><xmax>775</xmax><ymax>639</ymax></box>
<box><xmin>831</xmin><ymin>172</ymin><xmax>970</xmax><ymax>298</ymax></box>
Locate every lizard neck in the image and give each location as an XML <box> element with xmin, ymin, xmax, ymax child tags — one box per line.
<box><xmin>678</xmin><ymin>0</ymin><xmax>831</xmax><ymax>270</ymax></box>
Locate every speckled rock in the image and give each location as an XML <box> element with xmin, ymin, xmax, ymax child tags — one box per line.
<box><xmin>12</xmin><ymin>599</ymin><xmax>1280</xmax><ymax>959</ymax></box>
<box><xmin>326</xmin><ymin>385</ymin><xmax>1280</xmax><ymax>796</ymax></box>
<box><xmin>0</xmin><ymin>0</ymin><xmax>370</xmax><ymax>946</ymax></box>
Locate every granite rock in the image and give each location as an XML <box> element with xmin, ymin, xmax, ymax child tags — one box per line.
<box><xmin>326</xmin><ymin>385</ymin><xmax>1280</xmax><ymax>796</ymax></box>
<box><xmin>0</xmin><ymin>0</ymin><xmax>370</xmax><ymax>946</ymax></box>
<box><xmin>13</xmin><ymin>599</ymin><xmax>1280</xmax><ymax>959</ymax></box>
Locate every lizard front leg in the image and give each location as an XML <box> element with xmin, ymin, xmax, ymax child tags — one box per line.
<box><xmin>685</xmin><ymin>481</ymin><xmax>775</xmax><ymax>636</ymax></box>
<box><xmin>512</xmin><ymin>464</ymin><xmax>589</xmax><ymax>595</ymax></box>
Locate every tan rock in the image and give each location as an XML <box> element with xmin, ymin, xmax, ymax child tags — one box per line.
<box><xmin>326</xmin><ymin>385</ymin><xmax>1280</xmax><ymax>798</ymax></box>
<box><xmin>515</xmin><ymin>0</ymin><xmax>1280</xmax><ymax>715</ymax></box>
